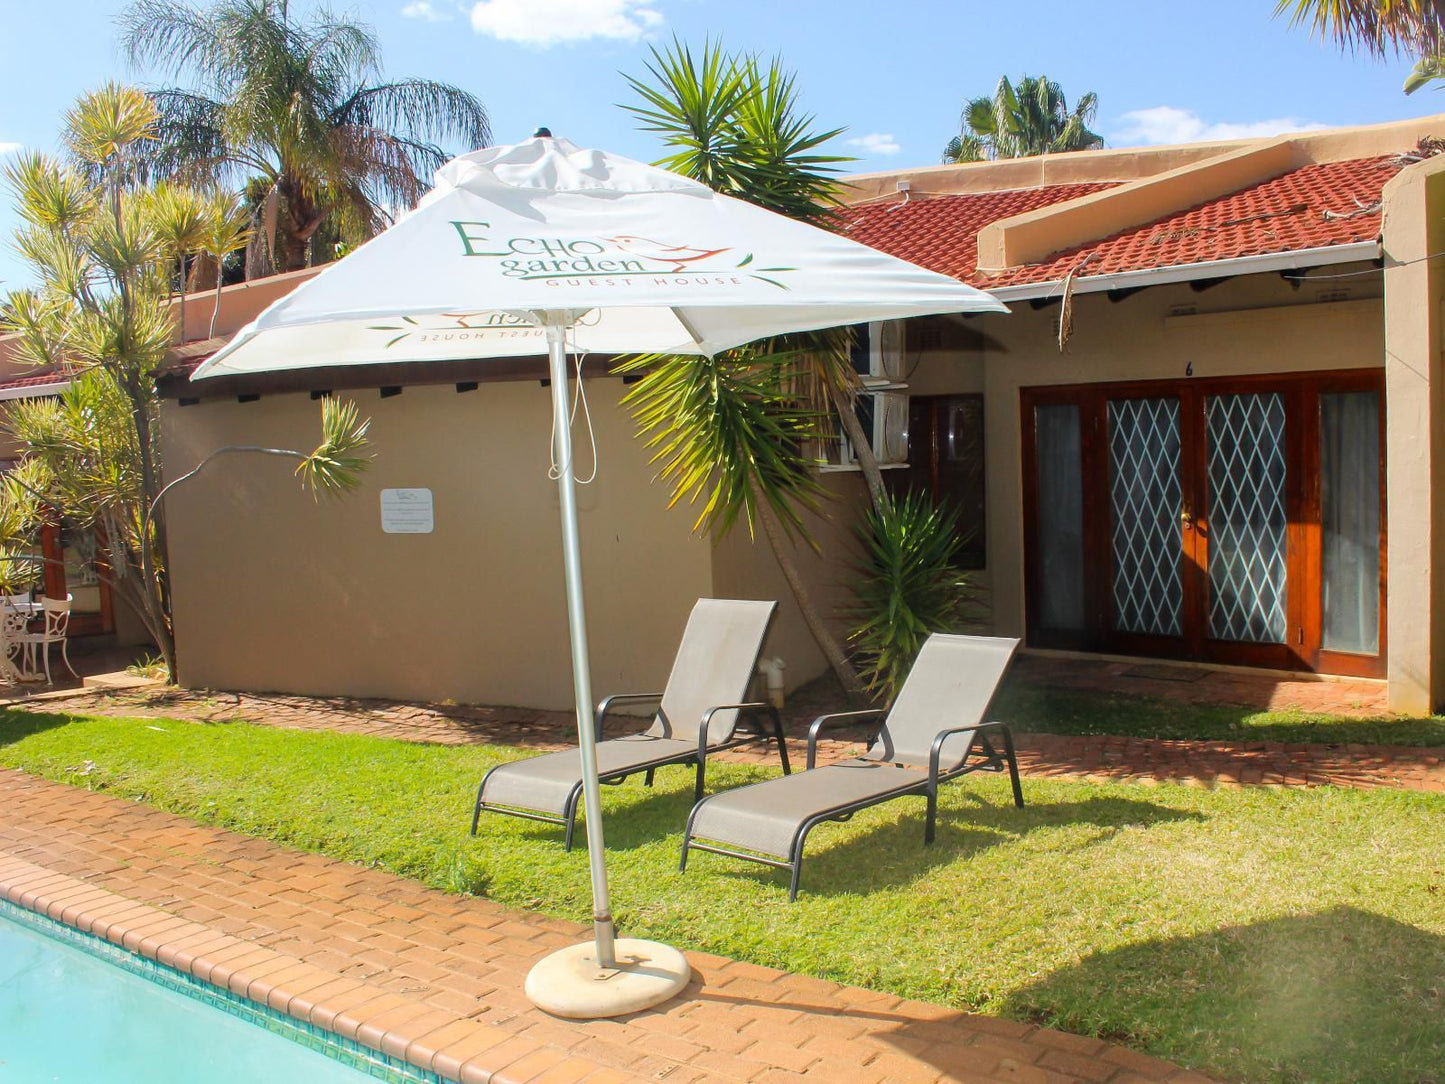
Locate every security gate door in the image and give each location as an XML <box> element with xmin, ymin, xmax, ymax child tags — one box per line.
<box><xmin>1021</xmin><ymin>371</ymin><xmax>1385</xmax><ymax>676</ymax></box>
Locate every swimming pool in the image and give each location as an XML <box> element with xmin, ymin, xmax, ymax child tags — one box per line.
<box><xmin>0</xmin><ymin>901</ymin><xmax>432</xmax><ymax>1083</ymax></box>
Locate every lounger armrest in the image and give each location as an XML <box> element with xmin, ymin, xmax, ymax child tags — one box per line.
<box><xmin>927</xmin><ymin>721</ymin><xmax>1011</xmax><ymax>782</ymax></box>
<box><xmin>806</xmin><ymin>709</ymin><xmax>886</xmax><ymax>770</ymax></box>
<box><xmin>595</xmin><ymin>692</ymin><xmax>663</xmax><ymax>739</ymax></box>
<box><xmin>697</xmin><ymin>702</ymin><xmax>773</xmax><ymax>759</ymax></box>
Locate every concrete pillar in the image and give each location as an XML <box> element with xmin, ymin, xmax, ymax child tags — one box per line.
<box><xmin>1382</xmin><ymin>154</ymin><xmax>1445</xmax><ymax>713</ymax></box>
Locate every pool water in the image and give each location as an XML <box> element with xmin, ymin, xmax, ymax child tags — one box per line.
<box><xmin>0</xmin><ymin>909</ymin><xmax>392</xmax><ymax>1083</ymax></box>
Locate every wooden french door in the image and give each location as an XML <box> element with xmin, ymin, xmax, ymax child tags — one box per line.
<box><xmin>1021</xmin><ymin>369</ymin><xmax>1385</xmax><ymax>676</ymax></box>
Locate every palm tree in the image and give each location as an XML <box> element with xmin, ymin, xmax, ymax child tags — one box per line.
<box><xmin>120</xmin><ymin>0</ymin><xmax>490</xmax><ymax>274</ymax></box>
<box><xmin>1275</xmin><ymin>0</ymin><xmax>1445</xmax><ymax>54</ymax></box>
<box><xmin>620</xmin><ymin>40</ymin><xmax>872</xmax><ymax>698</ymax></box>
<box><xmin>1275</xmin><ymin>0</ymin><xmax>1445</xmax><ymax>91</ymax></box>
<box><xmin>942</xmin><ymin>75</ymin><xmax>1103</xmax><ymax>163</ymax></box>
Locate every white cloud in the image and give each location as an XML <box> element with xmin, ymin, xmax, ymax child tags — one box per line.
<box><xmin>468</xmin><ymin>0</ymin><xmax>663</xmax><ymax>46</ymax></box>
<box><xmin>0</xmin><ymin>143</ymin><xmax>21</xmax><ymax>156</ymax></box>
<box><xmin>1112</xmin><ymin>107</ymin><xmax>1327</xmax><ymax>147</ymax></box>
<box><xmin>402</xmin><ymin>1</ymin><xmax>453</xmax><ymax>20</ymax></box>
<box><xmin>846</xmin><ymin>133</ymin><xmax>901</xmax><ymax>157</ymax></box>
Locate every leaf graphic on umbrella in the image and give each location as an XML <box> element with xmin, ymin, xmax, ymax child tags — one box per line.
<box><xmin>605</xmin><ymin>235</ymin><xmax>732</xmax><ymax>272</ymax></box>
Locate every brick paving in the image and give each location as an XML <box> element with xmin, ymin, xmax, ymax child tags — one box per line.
<box><xmin>0</xmin><ymin>771</ymin><xmax>1215</xmax><ymax>1084</ymax></box>
<box><xmin>18</xmin><ymin>655</ymin><xmax>1442</xmax><ymax>794</ymax></box>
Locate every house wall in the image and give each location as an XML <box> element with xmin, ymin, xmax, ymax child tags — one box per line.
<box><xmin>900</xmin><ymin>270</ymin><xmax>1385</xmax><ymax>644</ymax></box>
<box><xmin>161</xmin><ymin>378</ymin><xmax>716</xmax><ymax>709</ymax></box>
<box><xmin>709</xmin><ymin>472</ymin><xmax>870</xmax><ymax>691</ymax></box>
<box><xmin>1381</xmin><ymin>153</ymin><xmax>1445</xmax><ymax>713</ymax></box>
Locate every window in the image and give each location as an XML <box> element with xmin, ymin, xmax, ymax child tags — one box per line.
<box><xmin>892</xmin><ymin>394</ymin><xmax>988</xmax><ymax>570</ymax></box>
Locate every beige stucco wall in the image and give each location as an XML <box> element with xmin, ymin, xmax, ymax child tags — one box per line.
<box><xmin>709</xmin><ymin>473</ymin><xmax>869</xmax><ymax>691</ymax></box>
<box><xmin>1381</xmin><ymin>154</ymin><xmax>1445</xmax><ymax>713</ymax></box>
<box><xmin>162</xmin><ymin>378</ymin><xmax>716</xmax><ymax>709</ymax></box>
<box><xmin>899</xmin><ymin>270</ymin><xmax>1385</xmax><ymax>645</ymax></box>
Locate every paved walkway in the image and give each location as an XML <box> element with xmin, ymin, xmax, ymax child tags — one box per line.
<box><xmin>0</xmin><ymin>772</ymin><xmax>1212</xmax><ymax>1084</ymax></box>
<box><xmin>22</xmin><ymin>679</ymin><xmax>1445</xmax><ymax>794</ymax></box>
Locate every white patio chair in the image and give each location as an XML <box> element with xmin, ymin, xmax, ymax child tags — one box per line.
<box><xmin>15</xmin><ymin>596</ymin><xmax>75</xmax><ymax>685</ymax></box>
<box><xmin>0</xmin><ymin>603</ymin><xmax>28</xmax><ymax>684</ymax></box>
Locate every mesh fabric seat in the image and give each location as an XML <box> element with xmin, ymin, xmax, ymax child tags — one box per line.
<box><xmin>471</xmin><ymin>598</ymin><xmax>790</xmax><ymax>848</ymax></box>
<box><xmin>681</xmin><ymin>633</ymin><xmax>1024</xmax><ymax>899</ymax></box>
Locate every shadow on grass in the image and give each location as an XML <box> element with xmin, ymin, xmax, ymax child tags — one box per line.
<box><xmin>689</xmin><ymin>791</ymin><xmax>1205</xmax><ymax>900</ymax></box>
<box><xmin>1000</xmin><ymin>906</ymin><xmax>1445</xmax><ymax>1084</ymax></box>
<box><xmin>674</xmin><ymin>906</ymin><xmax>1444</xmax><ymax>1084</ymax></box>
<box><xmin>0</xmin><ymin>709</ymin><xmax>81</xmax><ymax>748</ymax></box>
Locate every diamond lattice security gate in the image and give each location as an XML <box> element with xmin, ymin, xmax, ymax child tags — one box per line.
<box><xmin>1108</xmin><ymin>398</ymin><xmax>1184</xmax><ymax>637</ymax></box>
<box><xmin>1206</xmin><ymin>392</ymin><xmax>1288</xmax><ymax>644</ymax></box>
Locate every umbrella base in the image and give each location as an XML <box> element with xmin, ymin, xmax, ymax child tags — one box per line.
<box><xmin>525</xmin><ymin>938</ymin><xmax>691</xmax><ymax>1019</ymax></box>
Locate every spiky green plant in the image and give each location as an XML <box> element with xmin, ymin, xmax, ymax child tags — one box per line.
<box><xmin>848</xmin><ymin>491</ymin><xmax>978</xmax><ymax>699</ymax></box>
<box><xmin>619</xmin><ymin>41</ymin><xmax>868</xmax><ymax>698</ymax></box>
<box><xmin>294</xmin><ymin>397</ymin><xmax>373</xmax><ymax>495</ymax></box>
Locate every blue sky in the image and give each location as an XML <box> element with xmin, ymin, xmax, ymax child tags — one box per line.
<box><xmin>0</xmin><ymin>0</ymin><xmax>1436</xmax><ymax>289</ymax></box>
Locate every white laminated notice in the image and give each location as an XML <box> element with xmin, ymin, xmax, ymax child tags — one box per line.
<box><xmin>380</xmin><ymin>488</ymin><xmax>434</xmax><ymax>534</ymax></box>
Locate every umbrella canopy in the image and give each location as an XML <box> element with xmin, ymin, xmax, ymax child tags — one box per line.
<box><xmin>190</xmin><ymin>134</ymin><xmax>1006</xmax><ymax>1016</ymax></box>
<box><xmin>194</xmin><ymin>135</ymin><xmax>1003</xmax><ymax>379</ymax></box>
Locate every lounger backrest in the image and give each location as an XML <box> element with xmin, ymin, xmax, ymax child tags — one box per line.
<box><xmin>648</xmin><ymin>598</ymin><xmax>777</xmax><ymax>745</ymax></box>
<box><xmin>864</xmin><ymin>634</ymin><xmax>1020</xmax><ymax>770</ymax></box>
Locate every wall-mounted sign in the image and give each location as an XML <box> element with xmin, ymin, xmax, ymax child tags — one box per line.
<box><xmin>380</xmin><ymin>488</ymin><xmax>434</xmax><ymax>534</ymax></box>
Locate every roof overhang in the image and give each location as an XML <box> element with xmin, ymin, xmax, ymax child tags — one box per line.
<box><xmin>0</xmin><ymin>380</ymin><xmax>69</xmax><ymax>402</ymax></box>
<box><xmin>985</xmin><ymin>240</ymin><xmax>1382</xmax><ymax>304</ymax></box>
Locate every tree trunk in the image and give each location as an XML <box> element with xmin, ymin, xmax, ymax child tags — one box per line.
<box><xmin>826</xmin><ymin>379</ymin><xmax>889</xmax><ymax>517</ymax></box>
<box><xmin>756</xmin><ymin>496</ymin><xmax>866</xmax><ymax>704</ymax></box>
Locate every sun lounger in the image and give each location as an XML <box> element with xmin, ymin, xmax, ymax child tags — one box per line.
<box><xmin>471</xmin><ymin>598</ymin><xmax>791</xmax><ymax>848</ymax></box>
<box><xmin>680</xmin><ymin>633</ymin><xmax>1023</xmax><ymax>900</ymax></box>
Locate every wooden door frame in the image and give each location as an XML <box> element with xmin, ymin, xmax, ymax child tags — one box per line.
<box><xmin>40</xmin><ymin>520</ymin><xmax>115</xmax><ymax>638</ymax></box>
<box><xmin>1020</xmin><ymin>367</ymin><xmax>1387</xmax><ymax>677</ymax></box>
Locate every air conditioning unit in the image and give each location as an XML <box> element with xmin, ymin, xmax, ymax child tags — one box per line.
<box><xmin>822</xmin><ymin>390</ymin><xmax>910</xmax><ymax>469</ymax></box>
<box><xmin>854</xmin><ymin>320</ymin><xmax>906</xmax><ymax>387</ymax></box>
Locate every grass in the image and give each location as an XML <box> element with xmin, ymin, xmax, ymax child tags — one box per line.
<box><xmin>994</xmin><ymin>684</ymin><xmax>1445</xmax><ymax>747</ymax></box>
<box><xmin>1</xmin><ymin>708</ymin><xmax>1442</xmax><ymax>1084</ymax></box>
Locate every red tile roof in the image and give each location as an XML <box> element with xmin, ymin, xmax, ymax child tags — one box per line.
<box><xmin>0</xmin><ymin>371</ymin><xmax>69</xmax><ymax>392</ymax></box>
<box><xmin>840</xmin><ymin>182</ymin><xmax>1116</xmax><ymax>284</ymax></box>
<box><xmin>838</xmin><ymin>156</ymin><xmax>1401</xmax><ymax>292</ymax></box>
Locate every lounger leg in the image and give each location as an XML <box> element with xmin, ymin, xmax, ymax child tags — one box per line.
<box><xmin>788</xmin><ymin>860</ymin><xmax>803</xmax><ymax>902</ymax></box>
<box><xmin>999</xmin><ymin>726</ymin><xmax>1025</xmax><ymax>808</ymax></box>
<box><xmin>925</xmin><ymin>778</ymin><xmax>939</xmax><ymax>845</ymax></box>
<box><xmin>470</xmin><ymin>782</ymin><xmax>486</xmax><ymax>836</ymax></box>
<box><xmin>693</xmin><ymin>758</ymin><xmax>706</xmax><ymax>805</ymax></box>
<box><xmin>768</xmin><ymin>707</ymin><xmax>792</xmax><ymax>775</ymax></box>
<box><xmin>563</xmin><ymin>788</ymin><xmax>583</xmax><ymax>852</ymax></box>
<box><xmin>678</xmin><ymin>835</ymin><xmax>691</xmax><ymax>872</ymax></box>
<box><xmin>644</xmin><ymin>768</ymin><xmax>655</xmax><ymax>787</ymax></box>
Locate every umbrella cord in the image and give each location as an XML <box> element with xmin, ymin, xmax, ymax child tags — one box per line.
<box><xmin>548</xmin><ymin>331</ymin><xmax>599</xmax><ymax>485</ymax></box>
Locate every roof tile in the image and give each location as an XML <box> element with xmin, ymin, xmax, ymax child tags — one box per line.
<box><xmin>838</xmin><ymin>156</ymin><xmax>1403</xmax><ymax>291</ymax></box>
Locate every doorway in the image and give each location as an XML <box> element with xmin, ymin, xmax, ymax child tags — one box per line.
<box><xmin>1020</xmin><ymin>369</ymin><xmax>1385</xmax><ymax>676</ymax></box>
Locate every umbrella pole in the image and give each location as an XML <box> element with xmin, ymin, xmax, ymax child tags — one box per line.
<box><xmin>524</xmin><ymin>319</ymin><xmax>691</xmax><ymax>1019</ymax></box>
<box><xmin>544</xmin><ymin>320</ymin><xmax>616</xmax><ymax>969</ymax></box>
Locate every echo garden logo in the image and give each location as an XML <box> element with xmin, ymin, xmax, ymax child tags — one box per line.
<box><xmin>448</xmin><ymin>220</ymin><xmax>795</xmax><ymax>290</ymax></box>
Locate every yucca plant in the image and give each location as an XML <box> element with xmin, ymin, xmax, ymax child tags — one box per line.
<box><xmin>848</xmin><ymin>490</ymin><xmax>979</xmax><ymax>700</ymax></box>
<box><xmin>620</xmin><ymin>41</ymin><xmax>874</xmax><ymax>698</ymax></box>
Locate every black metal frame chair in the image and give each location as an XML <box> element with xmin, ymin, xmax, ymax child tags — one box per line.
<box><xmin>680</xmin><ymin>710</ymin><xmax>1020</xmax><ymax>899</ymax></box>
<box><xmin>472</xmin><ymin>694</ymin><xmax>791</xmax><ymax>850</ymax></box>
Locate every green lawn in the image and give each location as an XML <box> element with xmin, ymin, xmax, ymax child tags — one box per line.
<box><xmin>2</xmin><ymin>708</ymin><xmax>1442</xmax><ymax>1084</ymax></box>
<box><xmin>993</xmin><ymin>684</ymin><xmax>1445</xmax><ymax>747</ymax></box>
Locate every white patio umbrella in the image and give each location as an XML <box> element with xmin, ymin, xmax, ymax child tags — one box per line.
<box><xmin>193</xmin><ymin>133</ymin><xmax>1006</xmax><ymax>1017</ymax></box>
